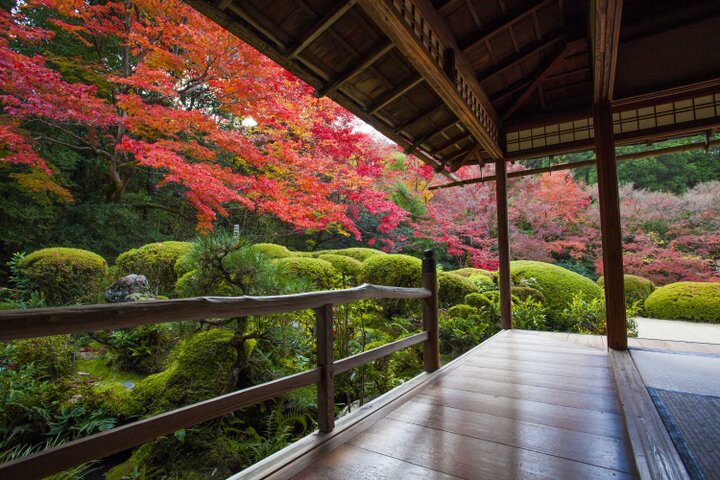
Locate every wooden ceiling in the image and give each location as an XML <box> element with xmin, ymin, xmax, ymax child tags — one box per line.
<box><xmin>187</xmin><ymin>0</ymin><xmax>720</xmax><ymax>172</ymax></box>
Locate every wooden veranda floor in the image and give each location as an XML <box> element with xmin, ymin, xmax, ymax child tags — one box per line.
<box><xmin>240</xmin><ymin>330</ymin><xmax>639</xmax><ymax>479</ymax></box>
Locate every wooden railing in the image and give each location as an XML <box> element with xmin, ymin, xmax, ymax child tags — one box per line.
<box><xmin>0</xmin><ymin>251</ymin><xmax>440</xmax><ymax>479</ymax></box>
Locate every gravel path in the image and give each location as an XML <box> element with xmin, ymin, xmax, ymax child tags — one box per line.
<box><xmin>635</xmin><ymin>317</ymin><xmax>720</xmax><ymax>343</ymax></box>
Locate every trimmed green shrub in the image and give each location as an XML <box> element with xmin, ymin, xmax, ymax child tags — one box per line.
<box><xmin>0</xmin><ymin>302</ymin><xmax>17</xmax><ymax>311</ymax></box>
<box><xmin>115</xmin><ymin>242</ymin><xmax>191</xmax><ymax>295</ymax></box>
<box><xmin>448</xmin><ymin>267</ymin><xmax>493</xmax><ymax>279</ymax></box>
<box><xmin>276</xmin><ymin>257</ymin><xmax>337</xmax><ymax>290</ymax></box>
<box><xmin>332</xmin><ymin>247</ymin><xmax>385</xmax><ymax>262</ymax></box>
<box><xmin>124</xmin><ymin>329</ymin><xmax>236</xmax><ymax>416</ymax></box>
<box><xmin>440</xmin><ymin>312</ymin><xmax>496</xmax><ymax>357</ymax></box>
<box><xmin>447</xmin><ymin>304</ymin><xmax>478</xmax><ymax>319</ymax></box>
<box><xmin>107</xmin><ymin>325</ymin><xmax>172</xmax><ymax>375</ymax></box>
<box><xmin>11</xmin><ymin>335</ymin><xmax>75</xmax><ymax>380</ymax></box>
<box><xmin>465</xmin><ymin>292</ymin><xmax>496</xmax><ymax>310</ymax></box>
<box><xmin>510</xmin><ymin>261</ymin><xmax>602</xmax><ymax>321</ymax></box>
<box><xmin>16</xmin><ymin>248</ymin><xmax>108</xmax><ymax>305</ymax></box>
<box><xmin>644</xmin><ymin>282</ymin><xmax>720</xmax><ymax>322</ymax></box>
<box><xmin>248</xmin><ymin>243</ymin><xmax>292</xmax><ymax>259</ymax></box>
<box><xmin>466</xmin><ymin>274</ymin><xmax>495</xmax><ymax>291</ymax></box>
<box><xmin>511</xmin><ymin>286</ymin><xmax>545</xmax><ymax>303</ymax></box>
<box><xmin>438</xmin><ymin>272</ymin><xmax>478</xmax><ymax>308</ymax></box>
<box><xmin>598</xmin><ymin>274</ymin><xmax>655</xmax><ymax>307</ymax></box>
<box><xmin>318</xmin><ymin>254</ymin><xmax>362</xmax><ymax>282</ymax></box>
<box><xmin>288</xmin><ymin>251</ymin><xmax>314</xmax><ymax>257</ymax></box>
<box><xmin>309</xmin><ymin>249</ymin><xmax>338</xmax><ymax>258</ymax></box>
<box><xmin>173</xmin><ymin>253</ymin><xmax>196</xmax><ymax>278</ymax></box>
<box><xmin>359</xmin><ymin>254</ymin><xmax>422</xmax><ymax>316</ymax></box>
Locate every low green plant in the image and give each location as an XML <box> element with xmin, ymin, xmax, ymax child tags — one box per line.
<box><xmin>14</xmin><ymin>248</ymin><xmax>108</xmax><ymax>306</ymax></box>
<box><xmin>276</xmin><ymin>257</ymin><xmax>337</xmax><ymax>290</ymax></box>
<box><xmin>114</xmin><ymin>241</ymin><xmax>191</xmax><ymax>295</ymax></box>
<box><xmin>106</xmin><ymin>325</ymin><xmax>172</xmax><ymax>375</ymax></box>
<box><xmin>317</xmin><ymin>254</ymin><xmax>362</xmax><ymax>284</ymax></box>
<box><xmin>248</xmin><ymin>243</ymin><xmax>292</xmax><ymax>259</ymax></box>
<box><xmin>359</xmin><ymin>254</ymin><xmax>422</xmax><ymax>317</ymax></box>
<box><xmin>331</xmin><ymin>248</ymin><xmax>385</xmax><ymax>261</ymax></box>
<box><xmin>598</xmin><ymin>274</ymin><xmax>655</xmax><ymax>309</ymax></box>
<box><xmin>438</xmin><ymin>272</ymin><xmax>478</xmax><ymax>308</ymax></box>
<box><xmin>644</xmin><ymin>282</ymin><xmax>720</xmax><ymax>322</ymax></box>
<box><xmin>511</xmin><ymin>297</ymin><xmax>549</xmax><ymax>331</ymax></box>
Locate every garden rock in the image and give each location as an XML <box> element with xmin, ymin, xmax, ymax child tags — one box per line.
<box><xmin>105</xmin><ymin>274</ymin><xmax>153</xmax><ymax>303</ymax></box>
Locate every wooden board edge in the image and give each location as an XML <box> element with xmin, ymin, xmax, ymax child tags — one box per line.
<box><xmin>608</xmin><ymin>349</ymin><xmax>689</xmax><ymax>480</ymax></box>
<box><xmin>229</xmin><ymin>329</ymin><xmax>510</xmax><ymax>480</ymax></box>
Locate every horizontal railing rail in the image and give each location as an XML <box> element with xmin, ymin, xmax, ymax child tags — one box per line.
<box><xmin>0</xmin><ymin>250</ymin><xmax>440</xmax><ymax>479</ymax></box>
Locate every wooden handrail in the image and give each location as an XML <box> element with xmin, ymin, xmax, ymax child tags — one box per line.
<box><xmin>0</xmin><ymin>252</ymin><xmax>440</xmax><ymax>479</ymax></box>
<box><xmin>0</xmin><ymin>284</ymin><xmax>430</xmax><ymax>341</ymax></box>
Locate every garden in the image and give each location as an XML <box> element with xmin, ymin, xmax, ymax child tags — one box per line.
<box><xmin>1</xmin><ymin>0</ymin><xmax>719</xmax><ymax>478</ymax></box>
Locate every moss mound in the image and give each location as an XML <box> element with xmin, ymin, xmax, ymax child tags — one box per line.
<box><xmin>16</xmin><ymin>247</ymin><xmax>108</xmax><ymax>305</ymax></box>
<box><xmin>360</xmin><ymin>254</ymin><xmax>422</xmax><ymax>316</ymax></box>
<box><xmin>318</xmin><ymin>254</ymin><xmax>362</xmax><ymax>282</ymax></box>
<box><xmin>288</xmin><ymin>251</ymin><xmax>314</xmax><ymax>257</ymax></box>
<box><xmin>123</xmin><ymin>329</ymin><xmax>236</xmax><ymax>416</ymax></box>
<box><xmin>644</xmin><ymin>282</ymin><xmax>720</xmax><ymax>323</ymax></box>
<box><xmin>11</xmin><ymin>335</ymin><xmax>75</xmax><ymax>380</ymax></box>
<box><xmin>248</xmin><ymin>243</ymin><xmax>292</xmax><ymax>259</ymax></box>
<box><xmin>276</xmin><ymin>257</ymin><xmax>337</xmax><ymax>290</ymax></box>
<box><xmin>465</xmin><ymin>292</ymin><xmax>497</xmax><ymax>310</ymax></box>
<box><xmin>447</xmin><ymin>304</ymin><xmax>478</xmax><ymax>319</ymax></box>
<box><xmin>448</xmin><ymin>267</ymin><xmax>493</xmax><ymax>279</ymax></box>
<box><xmin>115</xmin><ymin>242</ymin><xmax>191</xmax><ymax>295</ymax></box>
<box><xmin>598</xmin><ymin>274</ymin><xmax>655</xmax><ymax>307</ymax></box>
<box><xmin>438</xmin><ymin>272</ymin><xmax>478</xmax><ymax>308</ymax></box>
<box><xmin>510</xmin><ymin>261</ymin><xmax>602</xmax><ymax>320</ymax></box>
<box><xmin>511</xmin><ymin>286</ymin><xmax>545</xmax><ymax>303</ymax></box>
<box><xmin>332</xmin><ymin>247</ymin><xmax>385</xmax><ymax>262</ymax></box>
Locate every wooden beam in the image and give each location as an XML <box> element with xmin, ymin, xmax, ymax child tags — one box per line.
<box><xmin>502</xmin><ymin>43</ymin><xmax>570</xmax><ymax>119</ymax></box>
<box><xmin>429</xmin><ymin>138</ymin><xmax>720</xmax><ymax>189</ymax></box>
<box><xmin>594</xmin><ymin>100</ymin><xmax>626</xmax><ymax>350</ymax></box>
<box><xmin>315</xmin><ymin>42</ymin><xmax>394</xmax><ymax>97</ymax></box>
<box><xmin>315</xmin><ymin>304</ymin><xmax>335</xmax><ymax>433</ymax></box>
<box><xmin>288</xmin><ymin>1</ymin><xmax>358</xmax><ymax>59</ymax></box>
<box><xmin>609</xmin><ymin>350</ymin><xmax>689</xmax><ymax>479</ymax></box>
<box><xmin>405</xmin><ymin>120</ymin><xmax>461</xmax><ymax>153</ymax></box>
<box><xmin>591</xmin><ymin>0</ymin><xmax>623</xmax><ymax>102</ymax></box>
<box><xmin>368</xmin><ymin>76</ymin><xmax>424</xmax><ymax>115</ymax></box>
<box><xmin>495</xmin><ymin>159</ymin><xmax>512</xmax><ymax>330</ymax></box>
<box><xmin>422</xmin><ymin>250</ymin><xmax>440</xmax><ymax>371</ymax></box>
<box><xmin>478</xmin><ymin>30</ymin><xmax>566</xmax><ymax>82</ymax></box>
<box><xmin>460</xmin><ymin>0</ymin><xmax>556</xmax><ymax>52</ymax></box>
<box><xmin>358</xmin><ymin>0</ymin><xmax>502</xmax><ymax>159</ymax></box>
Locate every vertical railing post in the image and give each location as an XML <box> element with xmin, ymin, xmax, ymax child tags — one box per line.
<box><xmin>422</xmin><ymin>250</ymin><xmax>440</xmax><ymax>372</ymax></box>
<box><xmin>315</xmin><ymin>303</ymin><xmax>335</xmax><ymax>432</ymax></box>
<box><xmin>496</xmin><ymin>158</ymin><xmax>513</xmax><ymax>330</ymax></box>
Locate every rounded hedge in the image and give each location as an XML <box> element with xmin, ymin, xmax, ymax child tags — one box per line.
<box><xmin>598</xmin><ymin>274</ymin><xmax>655</xmax><ymax>307</ymax></box>
<box><xmin>16</xmin><ymin>247</ymin><xmax>108</xmax><ymax>305</ymax></box>
<box><xmin>288</xmin><ymin>251</ymin><xmax>314</xmax><ymax>257</ymax></box>
<box><xmin>360</xmin><ymin>254</ymin><xmax>422</xmax><ymax>316</ymax></box>
<box><xmin>318</xmin><ymin>254</ymin><xmax>362</xmax><ymax>282</ymax></box>
<box><xmin>438</xmin><ymin>272</ymin><xmax>478</xmax><ymax>308</ymax></box>
<box><xmin>447</xmin><ymin>304</ymin><xmax>478</xmax><ymax>319</ymax></box>
<box><xmin>332</xmin><ymin>247</ymin><xmax>385</xmax><ymax>262</ymax></box>
<box><xmin>511</xmin><ymin>286</ymin><xmax>545</xmax><ymax>303</ymax></box>
<box><xmin>248</xmin><ymin>243</ymin><xmax>292</xmax><ymax>259</ymax></box>
<box><xmin>644</xmin><ymin>282</ymin><xmax>720</xmax><ymax>323</ymax></box>
<box><xmin>12</xmin><ymin>335</ymin><xmax>74</xmax><ymax>379</ymax></box>
<box><xmin>448</xmin><ymin>267</ymin><xmax>493</xmax><ymax>279</ymax></box>
<box><xmin>510</xmin><ymin>261</ymin><xmax>602</xmax><ymax>321</ymax></box>
<box><xmin>276</xmin><ymin>257</ymin><xmax>337</xmax><ymax>290</ymax></box>
<box><xmin>115</xmin><ymin>242</ymin><xmax>191</xmax><ymax>295</ymax></box>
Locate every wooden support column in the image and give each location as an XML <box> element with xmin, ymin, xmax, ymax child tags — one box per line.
<box><xmin>594</xmin><ymin>101</ymin><xmax>627</xmax><ymax>350</ymax></box>
<box><xmin>315</xmin><ymin>303</ymin><xmax>335</xmax><ymax>432</ymax></box>
<box><xmin>422</xmin><ymin>250</ymin><xmax>440</xmax><ymax>372</ymax></box>
<box><xmin>495</xmin><ymin>159</ymin><xmax>512</xmax><ymax>330</ymax></box>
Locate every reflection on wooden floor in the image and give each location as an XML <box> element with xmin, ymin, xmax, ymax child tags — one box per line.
<box><xmin>293</xmin><ymin>330</ymin><xmax>632</xmax><ymax>479</ymax></box>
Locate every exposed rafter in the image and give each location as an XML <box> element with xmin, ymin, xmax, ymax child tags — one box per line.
<box><xmin>288</xmin><ymin>1</ymin><xmax>357</xmax><ymax>59</ymax></box>
<box><xmin>591</xmin><ymin>0</ymin><xmax>623</xmax><ymax>102</ymax></box>
<box><xmin>460</xmin><ymin>0</ymin><xmax>556</xmax><ymax>53</ymax></box>
<box><xmin>502</xmin><ymin>43</ymin><xmax>570</xmax><ymax>119</ymax></box>
<box><xmin>358</xmin><ymin>0</ymin><xmax>503</xmax><ymax>159</ymax></box>
<box><xmin>477</xmin><ymin>31</ymin><xmax>566</xmax><ymax>83</ymax></box>
<box><xmin>314</xmin><ymin>42</ymin><xmax>394</xmax><ymax>97</ymax></box>
<box><xmin>367</xmin><ymin>76</ymin><xmax>424</xmax><ymax>115</ymax></box>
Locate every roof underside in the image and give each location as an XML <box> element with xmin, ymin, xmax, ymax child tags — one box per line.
<box><xmin>187</xmin><ymin>0</ymin><xmax>720</xmax><ymax>172</ymax></box>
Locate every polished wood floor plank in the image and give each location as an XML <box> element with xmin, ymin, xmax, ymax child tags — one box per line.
<box><xmin>465</xmin><ymin>355</ymin><xmax>613</xmax><ymax>380</ymax></box>
<box><xmin>416</xmin><ymin>386</ymin><xmax>625</xmax><ymax>439</ymax></box>
<box><xmin>436</xmin><ymin>374</ymin><xmax>619</xmax><ymax>413</ymax></box>
<box><xmin>388</xmin><ymin>400</ymin><xmax>632</xmax><ymax>472</ymax></box>
<box><xmin>471</xmin><ymin>349</ymin><xmax>611</xmax><ymax>369</ymax></box>
<box><xmin>457</xmin><ymin>365</ymin><xmax>616</xmax><ymax>396</ymax></box>
<box><xmin>494</xmin><ymin>338</ymin><xmax>607</xmax><ymax>355</ymax></box>
<box><xmin>290</xmin><ymin>444</ymin><xmax>462</xmax><ymax>480</ymax></box>
<box><xmin>350</xmin><ymin>418</ymin><xmax>633</xmax><ymax>480</ymax></box>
